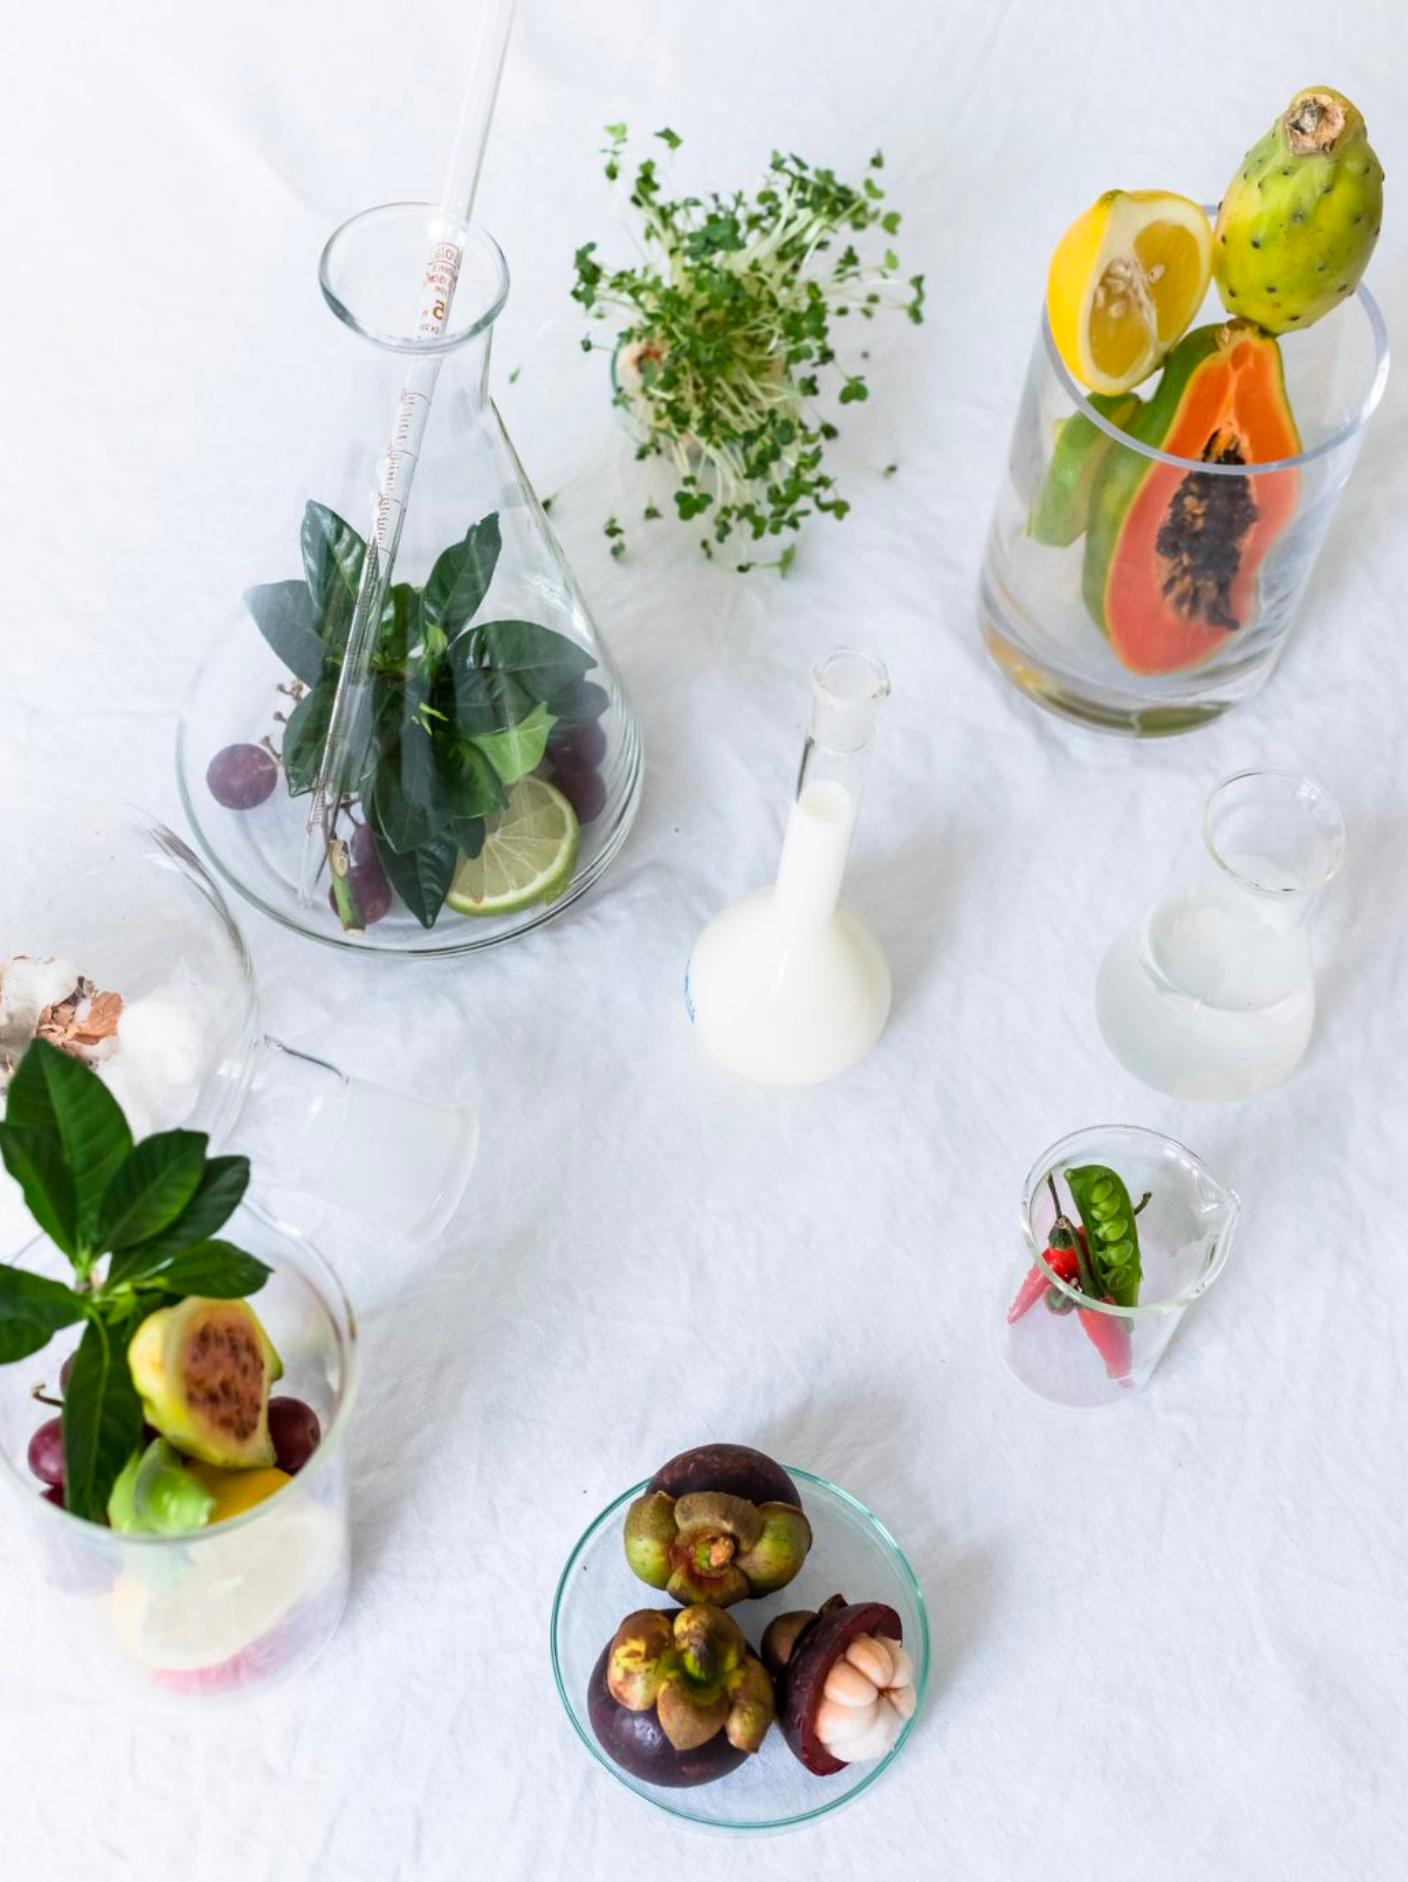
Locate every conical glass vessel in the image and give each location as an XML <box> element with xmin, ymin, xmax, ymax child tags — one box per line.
<box><xmin>1095</xmin><ymin>769</ymin><xmax>1346</xmax><ymax>1099</ymax></box>
<box><xmin>178</xmin><ymin>203</ymin><xmax>642</xmax><ymax>954</ymax></box>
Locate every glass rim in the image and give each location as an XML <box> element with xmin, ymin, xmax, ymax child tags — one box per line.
<box><xmin>548</xmin><ymin>1465</ymin><xmax>931</xmax><ymax>1833</ymax></box>
<box><xmin>1021</xmin><ymin>1124</ymin><xmax>1239</xmax><ymax>1319</ymax></box>
<box><xmin>0</xmin><ymin>1218</ymin><xmax>360</xmax><ymax>1549</ymax></box>
<box><xmin>319</xmin><ymin>202</ymin><xmax>510</xmax><ymax>356</ymax></box>
<box><xmin>1201</xmin><ymin>767</ymin><xmax>1346</xmax><ymax>897</ymax></box>
<box><xmin>1038</xmin><ymin>258</ymin><xmax>1389</xmax><ymax>478</ymax></box>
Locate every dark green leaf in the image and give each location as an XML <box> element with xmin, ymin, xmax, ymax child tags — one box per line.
<box><xmin>463</xmin><ymin>620</ymin><xmax>593</xmax><ymax>707</ymax></box>
<box><xmin>376</xmin><ymin>583</ymin><xmax>421</xmax><ymax>665</ymax></box>
<box><xmin>157</xmin><ymin>1240</ymin><xmax>271</xmax><ymax>1299</ymax></box>
<box><xmin>0</xmin><ymin>1265</ymin><xmax>88</xmax><ymax>1363</ymax></box>
<box><xmin>441</xmin><ymin>741</ymin><xmax>507</xmax><ymax>820</ymax></box>
<box><xmin>1</xmin><ymin>1041</ymin><xmax>131</xmax><ymax>1251</ymax></box>
<box><xmin>378</xmin><ymin>830</ymin><xmax>460</xmax><ymax>929</ymax></box>
<box><xmin>368</xmin><ymin>720</ymin><xmax>446</xmax><ymax>853</ymax></box>
<box><xmin>106</xmin><ymin>1156</ymin><xmax>250</xmax><ymax>1286</ymax></box>
<box><xmin>100</xmin><ymin>1130</ymin><xmax>208</xmax><ymax>1252</ymax></box>
<box><xmin>62</xmin><ymin>1314</ymin><xmax>144</xmax><ymax>1525</ymax></box>
<box><xmin>422</xmin><ymin>515</ymin><xmax>501</xmax><ymax>633</ymax></box>
<box><xmin>243</xmin><ymin>580</ymin><xmax>325</xmax><ymax>685</ymax></box>
<box><xmin>280</xmin><ymin>683</ymin><xmax>335</xmax><ymax>796</ymax></box>
<box><xmin>446</xmin><ymin>656</ymin><xmax>537</xmax><ymax>737</ymax></box>
<box><xmin>549</xmin><ymin>679</ymin><xmax>610</xmax><ymax>731</ymax></box>
<box><xmin>451</xmin><ymin>817</ymin><xmax>486</xmax><ymax>860</ymax></box>
<box><xmin>301</xmin><ymin>502</ymin><xmax>365</xmax><ymax>615</ymax></box>
<box><xmin>0</xmin><ymin>1126</ymin><xmax>79</xmax><ymax>1256</ymax></box>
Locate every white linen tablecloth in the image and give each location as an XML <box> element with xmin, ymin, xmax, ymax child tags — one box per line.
<box><xmin>2</xmin><ymin>2</ymin><xmax>1405</xmax><ymax>1875</ymax></box>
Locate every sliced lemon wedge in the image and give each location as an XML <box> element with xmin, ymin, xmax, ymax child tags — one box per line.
<box><xmin>1047</xmin><ymin>190</ymin><xmax>1211</xmax><ymax>394</ymax></box>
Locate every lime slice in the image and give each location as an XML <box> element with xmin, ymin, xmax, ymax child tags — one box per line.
<box><xmin>446</xmin><ymin>777</ymin><xmax>580</xmax><ymax>918</ymax></box>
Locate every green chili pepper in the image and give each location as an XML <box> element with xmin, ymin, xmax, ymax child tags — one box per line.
<box><xmin>1064</xmin><ymin>1165</ymin><xmax>1146</xmax><ymax>1308</ymax></box>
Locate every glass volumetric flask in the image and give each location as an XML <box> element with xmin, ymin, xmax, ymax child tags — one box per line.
<box><xmin>1095</xmin><ymin>770</ymin><xmax>1346</xmax><ymax>1101</ymax></box>
<box><xmin>178</xmin><ymin>203</ymin><xmax>642</xmax><ymax>954</ymax></box>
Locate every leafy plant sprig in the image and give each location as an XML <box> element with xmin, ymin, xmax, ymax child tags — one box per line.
<box><xmin>572</xmin><ymin>126</ymin><xmax>925</xmax><ymax>571</ymax></box>
<box><xmin>0</xmin><ymin>1041</ymin><xmax>270</xmax><ymax>1522</ymax></box>
<box><xmin>246</xmin><ymin>503</ymin><xmax>607</xmax><ymax>929</ymax></box>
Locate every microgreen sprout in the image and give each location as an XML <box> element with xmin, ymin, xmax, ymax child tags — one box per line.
<box><xmin>572</xmin><ymin>127</ymin><xmax>924</xmax><ymax>571</ymax></box>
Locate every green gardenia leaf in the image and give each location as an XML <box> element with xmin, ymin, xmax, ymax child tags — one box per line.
<box><xmin>422</xmin><ymin>513</ymin><xmax>501</xmax><ymax>633</ymax></box>
<box><xmin>301</xmin><ymin>500</ymin><xmax>366</xmax><ymax>638</ymax></box>
<box><xmin>0</xmin><ymin>1265</ymin><xmax>88</xmax><ymax>1363</ymax></box>
<box><xmin>377</xmin><ymin>830</ymin><xmax>461</xmax><ymax>930</ymax></box>
<box><xmin>376</xmin><ymin>582</ymin><xmax>421</xmax><ymax>666</ymax></box>
<box><xmin>62</xmin><ymin>1314</ymin><xmax>145</xmax><ymax>1525</ymax></box>
<box><xmin>157</xmin><ymin>1240</ymin><xmax>272</xmax><ymax>1299</ymax></box>
<box><xmin>472</xmin><ymin>701</ymin><xmax>556</xmax><ymax>786</ymax></box>
<box><xmin>244</xmin><ymin>579</ymin><xmax>325</xmax><ymax>685</ymax></box>
<box><xmin>550</xmin><ymin>679</ymin><xmax>610</xmax><ymax>731</ymax></box>
<box><xmin>463</xmin><ymin>620</ymin><xmax>593</xmax><ymax>708</ymax></box>
<box><xmin>446</xmin><ymin>656</ymin><xmax>537</xmax><ymax>738</ymax></box>
<box><xmin>105</xmin><ymin>1154</ymin><xmax>250</xmax><ymax>1285</ymax></box>
<box><xmin>100</xmin><ymin>1130</ymin><xmax>208</xmax><ymax>1252</ymax></box>
<box><xmin>440</xmin><ymin>741</ymin><xmax>507</xmax><ymax>821</ymax></box>
<box><xmin>281</xmin><ymin>683</ymin><xmax>335</xmax><ymax>796</ymax></box>
<box><xmin>1</xmin><ymin>1040</ymin><xmax>131</xmax><ymax>1252</ymax></box>
<box><xmin>368</xmin><ymin>738</ymin><xmax>438</xmax><ymax>854</ymax></box>
<box><xmin>109</xmin><ymin>1437</ymin><xmax>214</xmax><ymax>1535</ymax></box>
<box><xmin>0</xmin><ymin>1125</ymin><xmax>80</xmax><ymax>1257</ymax></box>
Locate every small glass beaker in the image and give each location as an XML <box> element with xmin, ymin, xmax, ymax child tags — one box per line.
<box><xmin>0</xmin><ymin>1207</ymin><xmax>357</xmax><ymax>1706</ymax></box>
<box><xmin>979</xmin><ymin>259</ymin><xmax>1388</xmax><ymax>734</ymax></box>
<box><xmin>1095</xmin><ymin>770</ymin><xmax>1346</xmax><ymax>1100</ymax></box>
<box><xmin>1001</xmin><ymin>1126</ymin><xmax>1238</xmax><ymax>1409</ymax></box>
<box><xmin>0</xmin><ymin>789</ymin><xmax>477</xmax><ymax>1260</ymax></box>
<box><xmin>177</xmin><ymin>202</ymin><xmax>642</xmax><ymax>953</ymax></box>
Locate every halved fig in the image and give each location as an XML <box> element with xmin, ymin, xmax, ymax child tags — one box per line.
<box><xmin>586</xmin><ymin>1605</ymin><xmax>775</xmax><ymax>1789</ymax></box>
<box><xmin>763</xmin><ymin>1595</ymin><xmax>916</xmax><ymax>1776</ymax></box>
<box><xmin>623</xmin><ymin>1443</ymin><xmax>812</xmax><ymax>1606</ymax></box>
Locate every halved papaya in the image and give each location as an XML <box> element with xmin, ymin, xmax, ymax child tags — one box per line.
<box><xmin>1083</xmin><ymin>321</ymin><xmax>1301</xmax><ymax>674</ymax></box>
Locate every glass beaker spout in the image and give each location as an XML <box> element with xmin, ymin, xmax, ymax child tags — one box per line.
<box><xmin>234</xmin><ymin>1037</ymin><xmax>478</xmax><ymax>1245</ymax></box>
<box><xmin>774</xmin><ymin>650</ymin><xmax>891</xmax><ymax>933</ymax></box>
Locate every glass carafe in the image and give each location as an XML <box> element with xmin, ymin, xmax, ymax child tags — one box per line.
<box><xmin>177</xmin><ymin>203</ymin><xmax>642</xmax><ymax>954</ymax></box>
<box><xmin>1095</xmin><ymin>770</ymin><xmax>1346</xmax><ymax>1100</ymax></box>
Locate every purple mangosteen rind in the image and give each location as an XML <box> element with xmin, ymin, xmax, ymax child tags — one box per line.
<box><xmin>778</xmin><ymin>1600</ymin><xmax>904</xmax><ymax>1778</ymax></box>
<box><xmin>586</xmin><ymin>1644</ymin><xmax>750</xmax><ymax>1789</ymax></box>
<box><xmin>646</xmin><ymin>1442</ymin><xmax>801</xmax><ymax>1511</ymax></box>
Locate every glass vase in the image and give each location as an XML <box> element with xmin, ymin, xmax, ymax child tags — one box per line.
<box><xmin>1001</xmin><ymin>1126</ymin><xmax>1238</xmax><ymax>1409</ymax></box>
<box><xmin>1095</xmin><ymin>769</ymin><xmax>1346</xmax><ymax>1100</ymax></box>
<box><xmin>177</xmin><ymin>202</ymin><xmax>643</xmax><ymax>953</ymax></box>
<box><xmin>979</xmin><ymin>263</ymin><xmax>1388</xmax><ymax>734</ymax></box>
<box><xmin>0</xmin><ymin>1206</ymin><xmax>357</xmax><ymax>1707</ymax></box>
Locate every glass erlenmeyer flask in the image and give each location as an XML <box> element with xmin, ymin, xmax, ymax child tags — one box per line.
<box><xmin>1095</xmin><ymin>770</ymin><xmax>1346</xmax><ymax>1100</ymax></box>
<box><xmin>177</xmin><ymin>203</ymin><xmax>642</xmax><ymax>954</ymax></box>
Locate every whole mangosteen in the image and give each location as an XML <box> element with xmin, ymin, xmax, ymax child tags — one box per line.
<box><xmin>623</xmin><ymin>1442</ymin><xmax>812</xmax><ymax>1606</ymax></box>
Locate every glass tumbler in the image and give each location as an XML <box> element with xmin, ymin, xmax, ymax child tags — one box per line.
<box><xmin>1001</xmin><ymin>1126</ymin><xmax>1238</xmax><ymax>1409</ymax></box>
<box><xmin>1095</xmin><ymin>770</ymin><xmax>1346</xmax><ymax>1100</ymax></box>
<box><xmin>0</xmin><ymin>1207</ymin><xmax>357</xmax><ymax>1705</ymax></box>
<box><xmin>979</xmin><ymin>262</ymin><xmax>1388</xmax><ymax>734</ymax></box>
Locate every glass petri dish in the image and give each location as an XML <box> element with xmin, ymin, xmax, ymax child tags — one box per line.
<box><xmin>550</xmin><ymin>1468</ymin><xmax>929</xmax><ymax>1831</ymax></box>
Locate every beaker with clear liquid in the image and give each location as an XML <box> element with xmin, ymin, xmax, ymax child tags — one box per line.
<box><xmin>1095</xmin><ymin>770</ymin><xmax>1346</xmax><ymax>1101</ymax></box>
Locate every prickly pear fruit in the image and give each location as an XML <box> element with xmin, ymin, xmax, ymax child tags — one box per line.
<box><xmin>128</xmin><ymin>1297</ymin><xmax>283</xmax><ymax>1468</ymax></box>
<box><xmin>1214</xmin><ymin>88</ymin><xmax>1383</xmax><ymax>333</ymax></box>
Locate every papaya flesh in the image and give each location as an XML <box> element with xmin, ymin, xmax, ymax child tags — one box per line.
<box><xmin>1028</xmin><ymin>391</ymin><xmax>1141</xmax><ymax>548</ymax></box>
<box><xmin>129</xmin><ymin>1297</ymin><xmax>283</xmax><ymax>1468</ymax></box>
<box><xmin>1083</xmin><ymin>321</ymin><xmax>1301</xmax><ymax>675</ymax></box>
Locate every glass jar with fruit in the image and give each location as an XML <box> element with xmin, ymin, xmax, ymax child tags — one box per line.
<box><xmin>177</xmin><ymin>203</ymin><xmax>642</xmax><ymax>953</ymax></box>
<box><xmin>1001</xmin><ymin>1126</ymin><xmax>1239</xmax><ymax>1408</ymax></box>
<box><xmin>980</xmin><ymin>88</ymin><xmax>1389</xmax><ymax>734</ymax></box>
<box><xmin>0</xmin><ymin>1043</ymin><xmax>357</xmax><ymax>1702</ymax></box>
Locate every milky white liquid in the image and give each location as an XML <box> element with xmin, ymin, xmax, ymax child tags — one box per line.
<box><xmin>1096</xmin><ymin>855</ymin><xmax>1315</xmax><ymax>1101</ymax></box>
<box><xmin>687</xmin><ymin>780</ymin><xmax>891</xmax><ymax>1087</ymax></box>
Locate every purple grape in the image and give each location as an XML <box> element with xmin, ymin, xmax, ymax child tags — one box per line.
<box><xmin>28</xmin><ymin>1418</ymin><xmax>65</xmax><ymax>1488</ymax></box>
<box><xmin>59</xmin><ymin>1352</ymin><xmax>76</xmax><ymax>1392</ymax></box>
<box><xmin>547</xmin><ymin>721</ymin><xmax>607</xmax><ymax>775</ymax></box>
<box><xmin>268</xmin><ymin>1397</ymin><xmax>321</xmax><ymax>1474</ymax></box>
<box><xmin>551</xmin><ymin>766</ymin><xmax>606</xmax><ymax>826</ymax></box>
<box><xmin>328</xmin><ymin>860</ymin><xmax>393</xmax><ymax>926</ymax></box>
<box><xmin>41</xmin><ymin>1485</ymin><xmax>65</xmax><ymax>1509</ymax></box>
<box><xmin>207</xmin><ymin>743</ymin><xmax>279</xmax><ymax>810</ymax></box>
<box><xmin>350</xmin><ymin>822</ymin><xmax>380</xmax><ymax>869</ymax></box>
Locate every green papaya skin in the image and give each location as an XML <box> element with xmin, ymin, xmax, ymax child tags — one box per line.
<box><xmin>1214</xmin><ymin>87</ymin><xmax>1383</xmax><ymax>334</ymax></box>
<box><xmin>1028</xmin><ymin>391</ymin><xmax>1141</xmax><ymax>548</ymax></box>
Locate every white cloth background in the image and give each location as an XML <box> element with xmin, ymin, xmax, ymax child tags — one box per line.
<box><xmin>2</xmin><ymin>1</ymin><xmax>1406</xmax><ymax>1876</ymax></box>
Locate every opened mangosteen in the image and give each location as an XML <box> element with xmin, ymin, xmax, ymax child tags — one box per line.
<box><xmin>623</xmin><ymin>1442</ymin><xmax>812</xmax><ymax>1606</ymax></box>
<box><xmin>762</xmin><ymin>1594</ymin><xmax>917</xmax><ymax>1776</ymax></box>
<box><xmin>587</xmin><ymin>1604</ymin><xmax>775</xmax><ymax>1788</ymax></box>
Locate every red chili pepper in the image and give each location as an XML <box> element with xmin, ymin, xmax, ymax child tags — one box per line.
<box><xmin>1006</xmin><ymin>1244</ymin><xmax>1080</xmax><ymax>1323</ymax></box>
<box><xmin>1077</xmin><ymin>1298</ymin><xmax>1133</xmax><ymax>1381</ymax></box>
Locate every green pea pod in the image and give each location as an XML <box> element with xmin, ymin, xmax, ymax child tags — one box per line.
<box><xmin>1065</xmin><ymin>1164</ymin><xmax>1143</xmax><ymax>1308</ymax></box>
